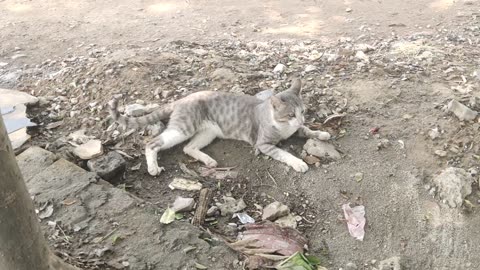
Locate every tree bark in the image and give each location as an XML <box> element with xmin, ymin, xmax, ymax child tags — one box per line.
<box><xmin>0</xmin><ymin>115</ymin><xmax>80</xmax><ymax>270</ymax></box>
<box><xmin>191</xmin><ymin>188</ymin><xmax>212</xmax><ymax>226</ymax></box>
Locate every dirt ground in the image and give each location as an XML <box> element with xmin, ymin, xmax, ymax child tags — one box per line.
<box><xmin>2</xmin><ymin>0</ymin><xmax>480</xmax><ymax>269</ymax></box>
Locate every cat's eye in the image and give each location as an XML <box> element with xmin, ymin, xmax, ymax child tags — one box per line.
<box><xmin>288</xmin><ymin>113</ymin><xmax>295</xmax><ymax>118</ymax></box>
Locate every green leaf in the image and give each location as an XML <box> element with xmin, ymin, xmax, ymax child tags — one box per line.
<box><xmin>175</xmin><ymin>213</ymin><xmax>184</xmax><ymax>220</ymax></box>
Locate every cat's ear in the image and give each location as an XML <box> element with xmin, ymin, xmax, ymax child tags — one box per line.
<box><xmin>287</xmin><ymin>78</ymin><xmax>302</xmax><ymax>96</ymax></box>
<box><xmin>270</xmin><ymin>95</ymin><xmax>284</xmax><ymax>109</ymax></box>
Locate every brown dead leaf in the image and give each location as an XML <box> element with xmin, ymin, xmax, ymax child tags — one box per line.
<box><xmin>62</xmin><ymin>198</ymin><xmax>77</xmax><ymax>206</ymax></box>
<box><xmin>303</xmin><ymin>155</ymin><xmax>320</xmax><ymax>165</ymax></box>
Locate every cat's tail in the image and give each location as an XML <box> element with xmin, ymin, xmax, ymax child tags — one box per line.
<box><xmin>108</xmin><ymin>94</ymin><xmax>174</xmax><ymax>129</ymax></box>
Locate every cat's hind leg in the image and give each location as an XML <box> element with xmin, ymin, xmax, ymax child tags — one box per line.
<box><xmin>183</xmin><ymin>130</ymin><xmax>218</xmax><ymax>168</ymax></box>
<box><xmin>146</xmin><ymin>128</ymin><xmax>190</xmax><ymax>176</ymax></box>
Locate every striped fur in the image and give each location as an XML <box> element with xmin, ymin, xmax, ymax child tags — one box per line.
<box><xmin>108</xmin><ymin>94</ymin><xmax>174</xmax><ymax>130</ymax></box>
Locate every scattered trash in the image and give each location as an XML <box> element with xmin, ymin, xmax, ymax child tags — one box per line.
<box><xmin>38</xmin><ymin>204</ymin><xmax>54</xmax><ymax>219</ymax></box>
<box><xmin>217</xmin><ymin>196</ymin><xmax>247</xmax><ymax>216</ymax></box>
<box><xmin>342</xmin><ymin>204</ymin><xmax>366</xmax><ymax>241</ymax></box>
<box><xmin>447</xmin><ymin>99</ymin><xmax>477</xmax><ymax>121</ymax></box>
<box><xmin>160</xmin><ymin>207</ymin><xmax>176</xmax><ymax>224</ymax></box>
<box><xmin>262</xmin><ymin>201</ymin><xmax>290</xmax><ymax>221</ymax></box>
<box><xmin>73</xmin><ymin>139</ymin><xmax>103</xmax><ymax>160</ymax></box>
<box><xmin>172</xmin><ymin>196</ymin><xmax>195</xmax><ymax>213</ymax></box>
<box><xmin>433</xmin><ymin>167</ymin><xmax>473</xmax><ymax>208</ymax></box>
<box><xmin>168</xmin><ymin>178</ymin><xmax>203</xmax><ymax>191</ymax></box>
<box><xmin>234</xmin><ymin>212</ymin><xmax>255</xmax><ymax>224</ymax></box>
<box><xmin>232</xmin><ymin>223</ymin><xmax>308</xmax><ymax>256</ymax></box>
<box><xmin>370</xmin><ymin>127</ymin><xmax>380</xmax><ymax>135</ymax></box>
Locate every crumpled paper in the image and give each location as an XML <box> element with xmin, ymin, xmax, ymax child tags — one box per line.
<box><xmin>342</xmin><ymin>204</ymin><xmax>366</xmax><ymax>241</ymax></box>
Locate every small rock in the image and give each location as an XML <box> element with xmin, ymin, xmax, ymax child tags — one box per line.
<box><xmin>346</xmin><ymin>7</ymin><xmax>353</xmax><ymax>12</ymax></box>
<box><xmin>378</xmin><ymin>256</ymin><xmax>401</xmax><ymax>270</ymax></box>
<box><xmin>11</xmin><ymin>54</ymin><xmax>27</xmax><ymax>60</ymax></box>
<box><xmin>172</xmin><ymin>197</ymin><xmax>195</xmax><ymax>212</ymax></box>
<box><xmin>70</xmin><ymin>98</ymin><xmax>78</xmax><ymax>105</ymax></box>
<box><xmin>434</xmin><ymin>150</ymin><xmax>447</xmax><ymax>157</ymax></box>
<box><xmin>273</xmin><ymin>63</ymin><xmax>286</xmax><ymax>74</ymax></box>
<box><xmin>275</xmin><ymin>214</ymin><xmax>298</xmax><ymax>228</ymax></box>
<box><xmin>192</xmin><ymin>48</ymin><xmax>209</xmax><ymax>56</ymax></box>
<box><xmin>354</xmin><ymin>44</ymin><xmax>375</xmax><ymax>52</ymax></box>
<box><xmin>303</xmin><ymin>155</ymin><xmax>320</xmax><ymax>165</ymax></box>
<box><xmin>345</xmin><ymin>262</ymin><xmax>358</xmax><ymax>270</ymax></box>
<box><xmin>355</xmin><ymin>51</ymin><xmax>369</xmax><ymax>62</ymax></box>
<box><xmin>354</xmin><ymin>172</ymin><xmax>364</xmax><ymax>182</ymax></box>
<box><xmin>428</xmin><ymin>128</ymin><xmax>440</xmax><ymax>140</ymax></box>
<box><xmin>87</xmin><ymin>151</ymin><xmax>126</xmax><ymax>181</ymax></box>
<box><xmin>304</xmin><ymin>65</ymin><xmax>317</xmax><ymax>73</ymax></box>
<box><xmin>125</xmin><ymin>104</ymin><xmax>146</xmax><ymax>117</ymax></box>
<box><xmin>206</xmin><ymin>206</ymin><xmax>219</xmax><ymax>217</ymax></box>
<box><xmin>161</xmin><ymin>90</ymin><xmax>173</xmax><ymax>99</ymax></box>
<box><xmin>73</xmin><ymin>140</ymin><xmax>103</xmax><ymax>160</ymax></box>
<box><xmin>303</xmin><ymin>139</ymin><xmax>341</xmax><ymax>160</ymax></box>
<box><xmin>433</xmin><ymin>167</ymin><xmax>473</xmax><ymax>208</ymax></box>
<box><xmin>447</xmin><ymin>99</ymin><xmax>477</xmax><ymax>121</ymax></box>
<box><xmin>262</xmin><ymin>201</ymin><xmax>290</xmax><ymax>221</ymax></box>
<box><xmin>168</xmin><ymin>178</ymin><xmax>203</xmax><ymax>191</ymax></box>
<box><xmin>217</xmin><ymin>196</ymin><xmax>247</xmax><ymax>216</ymax></box>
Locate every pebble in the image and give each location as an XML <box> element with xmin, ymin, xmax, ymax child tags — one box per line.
<box><xmin>274</xmin><ymin>214</ymin><xmax>298</xmax><ymax>228</ymax></box>
<box><xmin>273</xmin><ymin>63</ymin><xmax>286</xmax><ymax>74</ymax></box>
<box><xmin>262</xmin><ymin>201</ymin><xmax>290</xmax><ymax>221</ymax></box>
<box><xmin>428</xmin><ymin>128</ymin><xmax>440</xmax><ymax>140</ymax></box>
<box><xmin>217</xmin><ymin>196</ymin><xmax>247</xmax><ymax>216</ymax></box>
<box><xmin>73</xmin><ymin>139</ymin><xmax>103</xmax><ymax>160</ymax></box>
<box><xmin>304</xmin><ymin>64</ymin><xmax>317</xmax><ymax>73</ymax></box>
<box><xmin>434</xmin><ymin>150</ymin><xmax>447</xmax><ymax>157</ymax></box>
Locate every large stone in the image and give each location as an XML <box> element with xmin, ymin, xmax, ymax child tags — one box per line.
<box><xmin>433</xmin><ymin>167</ymin><xmax>473</xmax><ymax>208</ymax></box>
<box><xmin>16</xmin><ymin>146</ymin><xmax>57</xmax><ymax>181</ymax></box>
<box><xmin>262</xmin><ymin>201</ymin><xmax>290</xmax><ymax>221</ymax></box>
<box><xmin>447</xmin><ymin>99</ymin><xmax>477</xmax><ymax>121</ymax></box>
<box><xmin>73</xmin><ymin>139</ymin><xmax>103</xmax><ymax>160</ymax></box>
<box><xmin>303</xmin><ymin>139</ymin><xmax>341</xmax><ymax>160</ymax></box>
<box><xmin>87</xmin><ymin>151</ymin><xmax>126</xmax><ymax>181</ymax></box>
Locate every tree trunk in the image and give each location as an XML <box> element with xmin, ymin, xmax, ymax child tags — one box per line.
<box><xmin>0</xmin><ymin>115</ymin><xmax>80</xmax><ymax>270</ymax></box>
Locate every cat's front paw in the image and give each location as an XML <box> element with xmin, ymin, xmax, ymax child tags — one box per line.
<box><xmin>315</xmin><ymin>131</ymin><xmax>331</xmax><ymax>141</ymax></box>
<box><xmin>290</xmin><ymin>159</ymin><xmax>309</xmax><ymax>173</ymax></box>
<box><xmin>204</xmin><ymin>158</ymin><xmax>218</xmax><ymax>168</ymax></box>
<box><xmin>148</xmin><ymin>165</ymin><xmax>165</xmax><ymax>176</ymax></box>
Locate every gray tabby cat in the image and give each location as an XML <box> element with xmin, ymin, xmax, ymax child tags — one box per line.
<box><xmin>109</xmin><ymin>78</ymin><xmax>330</xmax><ymax>176</ymax></box>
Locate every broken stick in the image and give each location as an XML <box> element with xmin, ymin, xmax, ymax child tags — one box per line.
<box><xmin>192</xmin><ymin>188</ymin><xmax>212</xmax><ymax>226</ymax></box>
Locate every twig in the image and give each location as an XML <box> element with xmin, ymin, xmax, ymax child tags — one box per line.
<box><xmin>192</xmin><ymin>188</ymin><xmax>212</xmax><ymax>226</ymax></box>
<box><xmin>266</xmin><ymin>170</ymin><xmax>278</xmax><ymax>187</ymax></box>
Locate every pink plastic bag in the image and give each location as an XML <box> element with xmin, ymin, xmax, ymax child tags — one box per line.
<box><xmin>342</xmin><ymin>204</ymin><xmax>366</xmax><ymax>241</ymax></box>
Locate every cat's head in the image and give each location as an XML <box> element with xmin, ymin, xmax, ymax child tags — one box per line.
<box><xmin>269</xmin><ymin>78</ymin><xmax>305</xmax><ymax>128</ymax></box>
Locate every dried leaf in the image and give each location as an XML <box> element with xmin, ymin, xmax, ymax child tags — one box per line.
<box><xmin>303</xmin><ymin>155</ymin><xmax>320</xmax><ymax>165</ymax></box>
<box><xmin>160</xmin><ymin>207</ymin><xmax>176</xmax><ymax>224</ymax></box>
<box><xmin>194</xmin><ymin>262</ymin><xmax>208</xmax><ymax>269</ymax></box>
<box><xmin>38</xmin><ymin>204</ymin><xmax>54</xmax><ymax>219</ymax></box>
